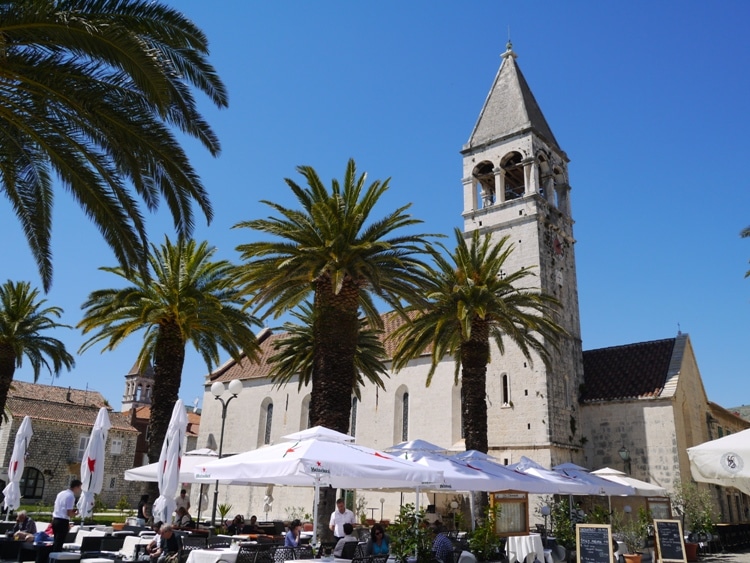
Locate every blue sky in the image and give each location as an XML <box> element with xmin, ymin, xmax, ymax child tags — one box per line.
<box><xmin>3</xmin><ymin>1</ymin><xmax>749</xmax><ymax>412</ymax></box>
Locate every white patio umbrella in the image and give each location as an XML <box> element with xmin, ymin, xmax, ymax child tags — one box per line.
<box><xmin>590</xmin><ymin>467</ymin><xmax>667</xmax><ymax>496</ymax></box>
<box><xmin>2</xmin><ymin>416</ymin><xmax>33</xmax><ymax>511</ymax></box>
<box><xmin>452</xmin><ymin>450</ymin><xmax>564</xmax><ymax>494</ymax></box>
<box><xmin>553</xmin><ymin>462</ymin><xmax>635</xmax><ymax>496</ymax></box>
<box><xmin>77</xmin><ymin>408</ymin><xmax>112</xmax><ymax>518</ymax></box>
<box><xmin>194</xmin><ymin>426</ymin><xmax>442</xmax><ymax>544</ymax></box>
<box><xmin>509</xmin><ymin>457</ymin><xmax>602</xmax><ymax>495</ymax></box>
<box><xmin>687</xmin><ymin>428</ymin><xmax>750</xmax><ymax>495</ymax></box>
<box><xmin>124</xmin><ymin>448</ymin><xmax>219</xmax><ymax>483</ymax></box>
<box><xmin>151</xmin><ymin>400</ymin><xmax>187</xmax><ymax>524</ymax></box>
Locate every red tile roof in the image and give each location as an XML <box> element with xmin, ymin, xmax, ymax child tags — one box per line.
<box><xmin>7</xmin><ymin>381</ymin><xmax>136</xmax><ymax>431</ymax></box>
<box><xmin>580</xmin><ymin>338</ymin><xmax>676</xmax><ymax>402</ymax></box>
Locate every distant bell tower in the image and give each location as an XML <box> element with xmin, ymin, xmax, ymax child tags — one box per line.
<box><xmin>460</xmin><ymin>42</ymin><xmax>584</xmax><ymax>465</ymax></box>
<box><xmin>121</xmin><ymin>360</ymin><xmax>155</xmax><ymax>411</ymax></box>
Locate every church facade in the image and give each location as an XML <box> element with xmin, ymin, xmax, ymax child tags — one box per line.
<box><xmin>194</xmin><ymin>44</ymin><xmax>749</xmax><ymax>526</ymax></box>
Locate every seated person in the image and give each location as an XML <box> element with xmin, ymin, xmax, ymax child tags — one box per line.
<box><xmin>151</xmin><ymin>524</ymin><xmax>179</xmax><ymax>563</ymax></box>
<box><xmin>175</xmin><ymin>507</ymin><xmax>194</xmax><ymax>529</ymax></box>
<box><xmin>333</xmin><ymin>523</ymin><xmax>358</xmax><ymax>558</ymax></box>
<box><xmin>12</xmin><ymin>510</ymin><xmax>37</xmax><ymax>541</ymax></box>
<box><xmin>365</xmin><ymin>523</ymin><xmax>389</xmax><ymax>555</ymax></box>
<box><xmin>430</xmin><ymin>522</ymin><xmax>453</xmax><ymax>563</ymax></box>
<box><xmin>243</xmin><ymin>515</ymin><xmax>263</xmax><ymax>534</ymax></box>
<box><xmin>285</xmin><ymin>519</ymin><xmax>301</xmax><ymax>547</ymax></box>
<box><xmin>227</xmin><ymin>514</ymin><xmax>245</xmax><ymax>535</ymax></box>
<box><xmin>146</xmin><ymin>522</ymin><xmax>164</xmax><ymax>559</ymax></box>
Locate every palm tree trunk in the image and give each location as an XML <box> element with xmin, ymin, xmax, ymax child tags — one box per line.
<box><xmin>147</xmin><ymin>320</ymin><xmax>186</xmax><ymax>465</ymax></box>
<box><xmin>0</xmin><ymin>344</ymin><xmax>16</xmax><ymax>427</ymax></box>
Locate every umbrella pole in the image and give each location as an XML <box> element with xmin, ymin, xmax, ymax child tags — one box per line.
<box><xmin>469</xmin><ymin>494</ymin><xmax>475</xmax><ymax>532</ymax></box>
<box><xmin>312</xmin><ymin>479</ymin><xmax>320</xmax><ymax>547</ymax></box>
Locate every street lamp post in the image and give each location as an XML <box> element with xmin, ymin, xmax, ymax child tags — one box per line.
<box><xmin>210</xmin><ymin>379</ymin><xmax>243</xmax><ymax>526</ymax></box>
<box><xmin>618</xmin><ymin>445</ymin><xmax>631</xmax><ymax>475</ymax></box>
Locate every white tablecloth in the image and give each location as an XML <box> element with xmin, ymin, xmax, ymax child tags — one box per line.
<box><xmin>505</xmin><ymin>533</ymin><xmax>544</xmax><ymax>563</ymax></box>
<box><xmin>186</xmin><ymin>548</ymin><xmax>239</xmax><ymax>563</ymax></box>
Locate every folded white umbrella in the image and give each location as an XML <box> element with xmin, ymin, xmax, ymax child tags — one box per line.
<box><xmin>152</xmin><ymin>400</ymin><xmax>187</xmax><ymax>524</ymax></box>
<box><xmin>591</xmin><ymin>467</ymin><xmax>667</xmax><ymax>496</ymax></box>
<box><xmin>687</xmin><ymin>429</ymin><xmax>750</xmax><ymax>495</ymax></box>
<box><xmin>553</xmin><ymin>462</ymin><xmax>634</xmax><ymax>496</ymax></box>
<box><xmin>78</xmin><ymin>408</ymin><xmax>112</xmax><ymax>518</ymax></box>
<box><xmin>194</xmin><ymin>426</ymin><xmax>442</xmax><ymax>543</ymax></box>
<box><xmin>125</xmin><ymin>448</ymin><xmax>219</xmax><ymax>483</ymax></box>
<box><xmin>2</xmin><ymin>416</ymin><xmax>33</xmax><ymax>511</ymax></box>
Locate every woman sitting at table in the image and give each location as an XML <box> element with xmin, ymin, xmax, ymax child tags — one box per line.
<box><xmin>175</xmin><ymin>506</ymin><xmax>195</xmax><ymax>529</ymax></box>
<box><xmin>285</xmin><ymin>519</ymin><xmax>301</xmax><ymax>547</ymax></box>
<box><xmin>227</xmin><ymin>514</ymin><xmax>245</xmax><ymax>535</ymax></box>
<box><xmin>365</xmin><ymin>523</ymin><xmax>390</xmax><ymax>556</ymax></box>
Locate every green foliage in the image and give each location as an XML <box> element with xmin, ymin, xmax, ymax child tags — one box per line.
<box><xmin>467</xmin><ymin>505</ymin><xmax>504</xmax><ymax>562</ymax></box>
<box><xmin>671</xmin><ymin>480</ymin><xmax>716</xmax><ymax>534</ymax></box>
<box><xmin>115</xmin><ymin>496</ymin><xmax>131</xmax><ymax>514</ymax></box>
<box><xmin>550</xmin><ymin>498</ymin><xmax>575</xmax><ymax>549</ymax></box>
<box><xmin>388</xmin><ymin>504</ymin><xmax>433</xmax><ymax>563</ymax></box>
<box><xmin>93</xmin><ymin>496</ymin><xmax>107</xmax><ymax>513</ymax></box>
<box><xmin>586</xmin><ymin>505</ymin><xmax>611</xmax><ymax>525</ymax></box>
<box><xmin>611</xmin><ymin>507</ymin><xmax>651</xmax><ymax>554</ymax></box>
<box><xmin>285</xmin><ymin>506</ymin><xmax>312</xmax><ymax>522</ymax></box>
<box><xmin>355</xmin><ymin>496</ymin><xmax>368</xmax><ymax>524</ymax></box>
<box><xmin>218</xmin><ymin>503</ymin><xmax>233</xmax><ymax>520</ymax></box>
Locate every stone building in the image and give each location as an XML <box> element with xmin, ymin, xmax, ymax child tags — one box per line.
<box><xmin>194</xmin><ymin>43</ymin><xmax>749</xmax><ymax>525</ymax></box>
<box><xmin>0</xmin><ymin>381</ymin><xmax>140</xmax><ymax>508</ymax></box>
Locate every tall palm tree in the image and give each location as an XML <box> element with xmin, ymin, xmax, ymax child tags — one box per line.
<box><xmin>0</xmin><ymin>0</ymin><xmax>228</xmax><ymax>291</ymax></box>
<box><xmin>234</xmin><ymin>158</ymin><xmax>433</xmax><ymax>434</ymax></box>
<box><xmin>268</xmin><ymin>301</ymin><xmax>389</xmax><ymax>399</ymax></box>
<box><xmin>78</xmin><ymin>237</ymin><xmax>260</xmax><ymax>464</ymax></box>
<box><xmin>0</xmin><ymin>280</ymin><xmax>75</xmax><ymax>420</ymax></box>
<box><xmin>392</xmin><ymin>228</ymin><xmax>566</xmax><ymax>454</ymax></box>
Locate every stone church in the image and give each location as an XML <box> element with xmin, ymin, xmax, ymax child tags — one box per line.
<box><xmin>195</xmin><ymin>43</ymin><xmax>749</xmax><ymax>525</ymax></box>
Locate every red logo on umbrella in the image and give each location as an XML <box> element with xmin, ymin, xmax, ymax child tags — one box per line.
<box><xmin>87</xmin><ymin>457</ymin><xmax>96</xmax><ymax>472</ymax></box>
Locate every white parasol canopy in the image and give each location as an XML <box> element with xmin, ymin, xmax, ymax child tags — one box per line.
<box><xmin>509</xmin><ymin>457</ymin><xmax>603</xmax><ymax>495</ymax></box>
<box><xmin>77</xmin><ymin>408</ymin><xmax>112</xmax><ymax>518</ymax></box>
<box><xmin>194</xmin><ymin>426</ymin><xmax>442</xmax><ymax>543</ymax></box>
<box><xmin>2</xmin><ymin>416</ymin><xmax>33</xmax><ymax>510</ymax></box>
<box><xmin>452</xmin><ymin>450</ymin><xmax>566</xmax><ymax>494</ymax></box>
<box><xmin>553</xmin><ymin>462</ymin><xmax>634</xmax><ymax>496</ymax></box>
<box><xmin>591</xmin><ymin>467</ymin><xmax>667</xmax><ymax>496</ymax></box>
<box><xmin>124</xmin><ymin>448</ymin><xmax>219</xmax><ymax>483</ymax></box>
<box><xmin>687</xmin><ymin>429</ymin><xmax>750</xmax><ymax>495</ymax></box>
<box><xmin>151</xmin><ymin>400</ymin><xmax>187</xmax><ymax>524</ymax></box>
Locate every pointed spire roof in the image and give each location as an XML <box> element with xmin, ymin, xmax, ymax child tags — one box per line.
<box><xmin>126</xmin><ymin>360</ymin><xmax>154</xmax><ymax>378</ymax></box>
<box><xmin>465</xmin><ymin>42</ymin><xmax>560</xmax><ymax>152</ymax></box>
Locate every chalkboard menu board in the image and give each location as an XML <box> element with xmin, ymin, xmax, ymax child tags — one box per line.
<box><xmin>654</xmin><ymin>519</ymin><xmax>687</xmax><ymax>562</ymax></box>
<box><xmin>576</xmin><ymin>524</ymin><xmax>612</xmax><ymax>563</ymax></box>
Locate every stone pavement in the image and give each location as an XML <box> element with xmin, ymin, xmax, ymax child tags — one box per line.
<box><xmin>700</xmin><ymin>549</ymin><xmax>750</xmax><ymax>562</ymax></box>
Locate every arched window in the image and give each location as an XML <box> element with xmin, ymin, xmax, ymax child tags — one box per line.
<box><xmin>401</xmin><ymin>392</ymin><xmax>409</xmax><ymax>442</ymax></box>
<box><xmin>350</xmin><ymin>397</ymin><xmax>358</xmax><ymax>437</ymax></box>
<box><xmin>473</xmin><ymin>161</ymin><xmax>495</xmax><ymax>208</ymax></box>
<box><xmin>19</xmin><ymin>467</ymin><xmax>44</xmax><ymax>499</ymax></box>
<box><xmin>501</xmin><ymin>152</ymin><xmax>524</xmax><ymax>201</ymax></box>
<box><xmin>502</xmin><ymin>374</ymin><xmax>510</xmax><ymax>406</ymax></box>
<box><xmin>135</xmin><ymin>383</ymin><xmax>142</xmax><ymax>401</ymax></box>
<box><xmin>264</xmin><ymin>402</ymin><xmax>274</xmax><ymax>445</ymax></box>
<box><xmin>300</xmin><ymin>395</ymin><xmax>311</xmax><ymax>430</ymax></box>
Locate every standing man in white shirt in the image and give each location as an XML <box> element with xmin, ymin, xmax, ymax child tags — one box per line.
<box><xmin>52</xmin><ymin>479</ymin><xmax>82</xmax><ymax>552</ymax></box>
<box><xmin>329</xmin><ymin>498</ymin><xmax>355</xmax><ymax>541</ymax></box>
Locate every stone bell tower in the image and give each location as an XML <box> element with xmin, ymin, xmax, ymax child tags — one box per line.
<box><xmin>121</xmin><ymin>360</ymin><xmax>155</xmax><ymax>412</ymax></box>
<box><xmin>460</xmin><ymin>42</ymin><xmax>584</xmax><ymax>465</ymax></box>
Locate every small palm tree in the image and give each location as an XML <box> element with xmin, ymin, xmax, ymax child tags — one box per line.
<box><xmin>234</xmin><ymin>158</ymin><xmax>433</xmax><ymax>434</ymax></box>
<box><xmin>392</xmin><ymin>227</ymin><xmax>566</xmax><ymax>454</ymax></box>
<box><xmin>0</xmin><ymin>280</ymin><xmax>75</xmax><ymax>420</ymax></box>
<box><xmin>268</xmin><ymin>301</ymin><xmax>389</xmax><ymax>399</ymax></box>
<box><xmin>0</xmin><ymin>0</ymin><xmax>228</xmax><ymax>290</ymax></box>
<box><xmin>78</xmin><ymin>237</ymin><xmax>260</xmax><ymax>463</ymax></box>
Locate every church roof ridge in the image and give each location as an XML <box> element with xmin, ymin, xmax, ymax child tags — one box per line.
<box><xmin>465</xmin><ymin>43</ymin><xmax>561</xmax><ymax>153</ymax></box>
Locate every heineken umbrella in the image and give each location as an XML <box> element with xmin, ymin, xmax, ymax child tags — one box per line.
<box><xmin>125</xmin><ymin>448</ymin><xmax>219</xmax><ymax>483</ymax></box>
<box><xmin>77</xmin><ymin>408</ymin><xmax>112</xmax><ymax>518</ymax></box>
<box><xmin>687</xmin><ymin>428</ymin><xmax>750</xmax><ymax>495</ymax></box>
<box><xmin>2</xmin><ymin>416</ymin><xmax>33</xmax><ymax>511</ymax></box>
<box><xmin>152</xmin><ymin>400</ymin><xmax>187</xmax><ymax>524</ymax></box>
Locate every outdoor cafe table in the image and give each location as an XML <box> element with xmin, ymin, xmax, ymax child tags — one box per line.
<box><xmin>185</xmin><ymin>547</ymin><xmax>240</xmax><ymax>563</ymax></box>
<box><xmin>505</xmin><ymin>532</ymin><xmax>544</xmax><ymax>563</ymax></box>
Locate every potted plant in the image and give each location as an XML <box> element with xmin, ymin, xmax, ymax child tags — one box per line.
<box><xmin>671</xmin><ymin>481</ymin><xmax>716</xmax><ymax>562</ymax></box>
<box><xmin>612</xmin><ymin>508</ymin><xmax>649</xmax><ymax>563</ymax></box>
<box><xmin>389</xmin><ymin>503</ymin><xmax>433</xmax><ymax>563</ymax></box>
<box><xmin>467</xmin><ymin>505</ymin><xmax>504</xmax><ymax>562</ymax></box>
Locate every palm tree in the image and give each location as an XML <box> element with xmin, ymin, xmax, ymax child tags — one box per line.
<box><xmin>0</xmin><ymin>280</ymin><xmax>75</xmax><ymax>420</ymax></box>
<box><xmin>234</xmin><ymin>158</ymin><xmax>433</xmax><ymax>434</ymax></box>
<box><xmin>392</xmin><ymin>228</ymin><xmax>566</xmax><ymax>454</ymax></box>
<box><xmin>78</xmin><ymin>237</ymin><xmax>260</xmax><ymax>464</ymax></box>
<box><xmin>0</xmin><ymin>0</ymin><xmax>228</xmax><ymax>291</ymax></box>
<box><xmin>268</xmin><ymin>301</ymin><xmax>389</xmax><ymax>399</ymax></box>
